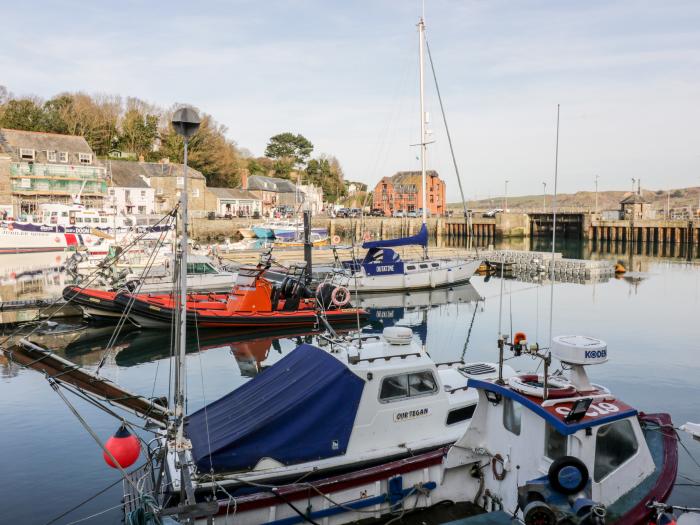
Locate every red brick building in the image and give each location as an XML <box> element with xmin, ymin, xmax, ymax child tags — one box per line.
<box><xmin>372</xmin><ymin>170</ymin><xmax>446</xmax><ymax>217</ymax></box>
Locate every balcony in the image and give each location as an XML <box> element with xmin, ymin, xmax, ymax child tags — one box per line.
<box><xmin>11</xmin><ymin>178</ymin><xmax>107</xmax><ymax>196</ymax></box>
<box><xmin>10</xmin><ymin>162</ymin><xmax>107</xmax><ymax>181</ymax></box>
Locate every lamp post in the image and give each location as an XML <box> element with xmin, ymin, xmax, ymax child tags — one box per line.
<box><xmin>542</xmin><ymin>182</ymin><xmax>547</xmax><ymax>212</ymax></box>
<box><xmin>504</xmin><ymin>180</ymin><xmax>509</xmax><ymax>212</ymax></box>
<box><xmin>595</xmin><ymin>175</ymin><xmax>599</xmax><ymax>214</ymax></box>
<box><xmin>170</xmin><ymin>106</ymin><xmax>200</xmax><ymax>458</ymax></box>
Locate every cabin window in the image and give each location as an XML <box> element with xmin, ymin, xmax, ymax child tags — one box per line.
<box><xmin>101</xmin><ymin>218</ymin><xmax>108</xmax><ymax>223</ymax></box>
<box><xmin>76</xmin><ymin>217</ymin><xmax>82</xmax><ymax>223</ymax></box>
<box><xmin>446</xmin><ymin>404</ymin><xmax>476</xmax><ymax>425</ymax></box>
<box><xmin>187</xmin><ymin>262</ymin><xmax>217</xmax><ymax>274</ymax></box>
<box><xmin>431</xmin><ymin>262</ymin><xmax>440</xmax><ymax>268</ymax></box>
<box><xmin>84</xmin><ymin>218</ymin><xmax>91</xmax><ymax>223</ymax></box>
<box><xmin>419</xmin><ymin>263</ymin><xmax>428</xmax><ymax>269</ymax></box>
<box><xmin>503</xmin><ymin>398</ymin><xmax>522</xmax><ymax>435</ymax></box>
<box><xmin>594</xmin><ymin>420</ymin><xmax>638</xmax><ymax>482</ymax></box>
<box><xmin>79</xmin><ymin>153</ymin><xmax>92</xmax><ymax>164</ymax></box>
<box><xmin>544</xmin><ymin>423</ymin><xmax>567</xmax><ymax>460</ymax></box>
<box><xmin>20</xmin><ymin>148</ymin><xmax>35</xmax><ymax>160</ymax></box>
<box><xmin>406</xmin><ymin>265</ymin><xmax>416</xmax><ymax>270</ymax></box>
<box><xmin>380</xmin><ymin>371</ymin><xmax>437</xmax><ymax>402</ymax></box>
<box><xmin>61</xmin><ymin>212</ymin><xmax>68</xmax><ymax>217</ymax></box>
<box><xmin>47</xmin><ymin>150</ymin><xmax>57</xmax><ymax>162</ymax></box>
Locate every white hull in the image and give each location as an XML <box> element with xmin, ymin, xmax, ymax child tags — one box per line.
<box><xmin>334</xmin><ymin>258</ymin><xmax>481</xmax><ymax>292</ymax></box>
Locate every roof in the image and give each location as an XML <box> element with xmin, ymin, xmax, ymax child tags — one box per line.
<box><xmin>103</xmin><ymin>159</ymin><xmax>205</xmax><ymax>182</ymax></box>
<box><xmin>0</xmin><ymin>128</ymin><xmax>93</xmax><ymax>155</ymax></box>
<box><xmin>247</xmin><ymin>175</ymin><xmax>297</xmax><ymax>193</ymax></box>
<box><xmin>390</xmin><ymin>170</ymin><xmax>440</xmax><ymax>185</ymax></box>
<box><xmin>208</xmin><ymin>187</ymin><xmax>260</xmax><ymax>200</ymax></box>
<box><xmin>467</xmin><ymin>378</ymin><xmax>637</xmax><ymax>436</ymax></box>
<box><xmin>620</xmin><ymin>193</ymin><xmax>648</xmax><ymax>204</ymax></box>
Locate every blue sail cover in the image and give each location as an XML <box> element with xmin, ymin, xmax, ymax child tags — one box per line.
<box><xmin>186</xmin><ymin>344</ymin><xmax>365</xmax><ymax>473</ymax></box>
<box><xmin>362</xmin><ymin>223</ymin><xmax>428</xmax><ymax>249</ymax></box>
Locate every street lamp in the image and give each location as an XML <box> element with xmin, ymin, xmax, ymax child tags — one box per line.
<box><xmin>542</xmin><ymin>182</ymin><xmax>547</xmax><ymax>212</ymax></box>
<box><xmin>594</xmin><ymin>175</ymin><xmax>599</xmax><ymax>214</ymax></box>
<box><xmin>504</xmin><ymin>180</ymin><xmax>509</xmax><ymax>212</ymax></box>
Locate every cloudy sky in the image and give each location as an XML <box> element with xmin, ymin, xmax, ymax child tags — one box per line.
<box><xmin>2</xmin><ymin>0</ymin><xmax>699</xmax><ymax>199</ymax></box>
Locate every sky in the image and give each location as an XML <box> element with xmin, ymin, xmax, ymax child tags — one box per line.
<box><xmin>1</xmin><ymin>0</ymin><xmax>699</xmax><ymax>200</ymax></box>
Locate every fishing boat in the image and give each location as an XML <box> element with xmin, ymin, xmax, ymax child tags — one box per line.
<box><xmin>273</xmin><ymin>231</ymin><xmax>330</xmax><ymax>247</ymax></box>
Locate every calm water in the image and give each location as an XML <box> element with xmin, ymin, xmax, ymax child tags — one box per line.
<box><xmin>1</xmin><ymin>240</ymin><xmax>699</xmax><ymax>524</ymax></box>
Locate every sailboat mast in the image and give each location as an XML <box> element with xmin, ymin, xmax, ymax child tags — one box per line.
<box><xmin>418</xmin><ymin>17</ymin><xmax>427</xmax><ymax>226</ymax></box>
<box><xmin>175</xmin><ymin>139</ymin><xmax>188</xmax><ymax>446</ymax></box>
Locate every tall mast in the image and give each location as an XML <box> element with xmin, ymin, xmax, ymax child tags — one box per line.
<box><xmin>418</xmin><ymin>17</ymin><xmax>427</xmax><ymax>227</ymax></box>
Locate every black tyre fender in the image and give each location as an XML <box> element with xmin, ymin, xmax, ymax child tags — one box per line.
<box><xmin>523</xmin><ymin>501</ymin><xmax>557</xmax><ymax>525</ymax></box>
<box><xmin>548</xmin><ymin>456</ymin><xmax>589</xmax><ymax>495</ymax></box>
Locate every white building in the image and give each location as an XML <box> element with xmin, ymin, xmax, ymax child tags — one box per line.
<box><xmin>106</xmin><ymin>161</ymin><xmax>156</xmax><ymax>215</ymax></box>
<box><xmin>298</xmin><ymin>184</ymin><xmax>324</xmax><ymax>216</ymax></box>
<box><xmin>205</xmin><ymin>187</ymin><xmax>262</xmax><ymax>218</ymax></box>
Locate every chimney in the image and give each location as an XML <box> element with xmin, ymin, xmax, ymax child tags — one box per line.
<box><xmin>240</xmin><ymin>168</ymin><xmax>249</xmax><ymax>190</ymax></box>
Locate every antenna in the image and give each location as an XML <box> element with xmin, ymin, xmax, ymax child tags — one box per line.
<box><xmin>548</xmin><ymin>104</ymin><xmax>560</xmax><ymax>347</ymax></box>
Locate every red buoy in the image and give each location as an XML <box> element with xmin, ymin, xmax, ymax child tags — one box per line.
<box><xmin>103</xmin><ymin>424</ymin><xmax>141</xmax><ymax>469</ymax></box>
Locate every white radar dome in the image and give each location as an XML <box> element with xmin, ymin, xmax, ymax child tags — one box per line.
<box><xmin>552</xmin><ymin>335</ymin><xmax>607</xmax><ymax>366</ymax></box>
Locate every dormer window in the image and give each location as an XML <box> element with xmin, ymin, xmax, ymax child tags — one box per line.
<box><xmin>47</xmin><ymin>150</ymin><xmax>57</xmax><ymax>162</ymax></box>
<box><xmin>79</xmin><ymin>153</ymin><xmax>92</xmax><ymax>164</ymax></box>
<box><xmin>19</xmin><ymin>148</ymin><xmax>35</xmax><ymax>161</ymax></box>
<box><xmin>58</xmin><ymin>152</ymin><xmax>68</xmax><ymax>163</ymax></box>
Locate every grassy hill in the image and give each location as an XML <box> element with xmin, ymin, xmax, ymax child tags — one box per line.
<box><xmin>449</xmin><ymin>187</ymin><xmax>700</xmax><ymax>212</ymax></box>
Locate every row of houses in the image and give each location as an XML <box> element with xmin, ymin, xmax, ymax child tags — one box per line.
<box><xmin>0</xmin><ymin>128</ymin><xmax>323</xmax><ymax>219</ymax></box>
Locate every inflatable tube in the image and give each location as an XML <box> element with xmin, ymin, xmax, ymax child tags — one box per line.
<box><xmin>507</xmin><ymin>374</ymin><xmax>577</xmax><ymax>399</ymax></box>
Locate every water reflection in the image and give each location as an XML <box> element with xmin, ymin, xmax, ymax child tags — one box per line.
<box><xmin>0</xmin><ymin>241</ymin><xmax>699</xmax><ymax>524</ymax></box>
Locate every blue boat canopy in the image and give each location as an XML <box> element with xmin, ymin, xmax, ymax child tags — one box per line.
<box><xmin>186</xmin><ymin>344</ymin><xmax>365</xmax><ymax>473</ymax></box>
<box><xmin>362</xmin><ymin>223</ymin><xmax>428</xmax><ymax>250</ymax></box>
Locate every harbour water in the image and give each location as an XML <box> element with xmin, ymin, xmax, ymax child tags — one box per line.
<box><xmin>0</xmin><ymin>239</ymin><xmax>698</xmax><ymax>524</ymax></box>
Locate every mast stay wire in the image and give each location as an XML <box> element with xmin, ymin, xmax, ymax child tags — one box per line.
<box><xmin>425</xmin><ymin>38</ymin><xmax>475</xmax><ymax>253</ymax></box>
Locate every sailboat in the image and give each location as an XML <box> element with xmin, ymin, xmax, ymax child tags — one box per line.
<box><xmin>330</xmin><ymin>17</ymin><xmax>481</xmax><ymax>293</ymax></box>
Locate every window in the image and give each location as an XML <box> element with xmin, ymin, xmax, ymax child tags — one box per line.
<box><xmin>419</xmin><ymin>263</ymin><xmax>429</xmax><ymax>269</ymax></box>
<box><xmin>192</xmin><ymin>188</ymin><xmax>200</xmax><ymax>198</ymax></box>
<box><xmin>79</xmin><ymin>153</ymin><xmax>92</xmax><ymax>164</ymax></box>
<box><xmin>431</xmin><ymin>262</ymin><xmax>440</xmax><ymax>268</ymax></box>
<box><xmin>47</xmin><ymin>150</ymin><xmax>57</xmax><ymax>162</ymax></box>
<box><xmin>503</xmin><ymin>398</ymin><xmax>522</xmax><ymax>435</ymax></box>
<box><xmin>61</xmin><ymin>212</ymin><xmax>68</xmax><ymax>217</ymax></box>
<box><xmin>380</xmin><ymin>371</ymin><xmax>437</xmax><ymax>402</ymax></box>
<box><xmin>76</xmin><ymin>217</ymin><xmax>83</xmax><ymax>223</ymax></box>
<box><xmin>157</xmin><ymin>188</ymin><xmax>164</xmax><ymax>195</ymax></box>
<box><xmin>594</xmin><ymin>420</ymin><xmax>638</xmax><ymax>482</ymax></box>
<box><xmin>140</xmin><ymin>190</ymin><xmax>146</xmax><ymax>198</ymax></box>
<box><xmin>544</xmin><ymin>423</ymin><xmax>567</xmax><ymax>460</ymax></box>
<box><xmin>101</xmin><ymin>218</ymin><xmax>108</xmax><ymax>223</ymax></box>
<box><xmin>176</xmin><ymin>177</ymin><xmax>184</xmax><ymax>188</ymax></box>
<box><xmin>447</xmin><ymin>404</ymin><xmax>476</xmax><ymax>425</ymax></box>
<box><xmin>406</xmin><ymin>265</ymin><xmax>416</xmax><ymax>270</ymax></box>
<box><xmin>83</xmin><ymin>218</ymin><xmax>91</xmax><ymax>223</ymax></box>
<box><xmin>138</xmin><ymin>206</ymin><xmax>146</xmax><ymax>214</ymax></box>
<box><xmin>20</xmin><ymin>148</ymin><xmax>35</xmax><ymax>160</ymax></box>
<box><xmin>58</xmin><ymin>152</ymin><xmax>68</xmax><ymax>163</ymax></box>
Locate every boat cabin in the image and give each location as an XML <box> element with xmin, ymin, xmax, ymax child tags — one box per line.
<box><xmin>443</xmin><ymin>336</ymin><xmax>670</xmax><ymax>524</ymax></box>
<box><xmin>176</xmin><ymin>327</ymin><xmax>513</xmax><ymax>492</ymax></box>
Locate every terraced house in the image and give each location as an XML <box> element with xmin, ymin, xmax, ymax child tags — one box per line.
<box><xmin>0</xmin><ymin>128</ymin><xmax>107</xmax><ymax>217</ymax></box>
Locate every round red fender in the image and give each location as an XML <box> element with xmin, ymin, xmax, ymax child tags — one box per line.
<box><xmin>363</xmin><ymin>231</ymin><xmax>371</xmax><ymax>241</ymax></box>
<box><xmin>103</xmin><ymin>424</ymin><xmax>141</xmax><ymax>469</ymax></box>
<box><xmin>332</xmin><ymin>235</ymin><xmax>341</xmax><ymax>245</ymax></box>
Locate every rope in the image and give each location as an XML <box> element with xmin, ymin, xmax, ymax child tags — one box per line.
<box><xmin>44</xmin><ymin>476</ymin><xmax>124</xmax><ymax>525</ymax></box>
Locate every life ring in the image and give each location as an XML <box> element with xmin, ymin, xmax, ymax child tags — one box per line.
<box><xmin>331</xmin><ymin>286</ymin><xmax>350</xmax><ymax>307</ymax></box>
<box><xmin>363</xmin><ymin>231</ymin><xmax>371</xmax><ymax>241</ymax></box>
<box><xmin>491</xmin><ymin>453</ymin><xmax>506</xmax><ymax>481</ymax></box>
<box><xmin>507</xmin><ymin>374</ymin><xmax>577</xmax><ymax>399</ymax></box>
<box><xmin>332</xmin><ymin>235</ymin><xmax>341</xmax><ymax>245</ymax></box>
<box><xmin>547</xmin><ymin>456</ymin><xmax>589</xmax><ymax>495</ymax></box>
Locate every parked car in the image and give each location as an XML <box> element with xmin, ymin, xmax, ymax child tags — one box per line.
<box><xmin>406</xmin><ymin>210</ymin><xmax>418</xmax><ymax>218</ymax></box>
<box><xmin>482</xmin><ymin>208</ymin><xmax>504</xmax><ymax>217</ymax></box>
<box><xmin>392</xmin><ymin>210</ymin><xmax>406</xmax><ymax>218</ymax></box>
<box><xmin>348</xmin><ymin>208</ymin><xmax>361</xmax><ymax>218</ymax></box>
<box><xmin>369</xmin><ymin>208</ymin><xmax>385</xmax><ymax>217</ymax></box>
<box><xmin>335</xmin><ymin>208</ymin><xmax>350</xmax><ymax>218</ymax></box>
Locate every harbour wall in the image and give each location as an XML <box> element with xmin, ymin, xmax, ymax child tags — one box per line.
<box><xmin>190</xmin><ymin>213</ymin><xmax>700</xmax><ymax>246</ymax></box>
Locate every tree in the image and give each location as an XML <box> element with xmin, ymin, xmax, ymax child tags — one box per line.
<box><xmin>306</xmin><ymin>154</ymin><xmax>346</xmax><ymax>203</ymax></box>
<box><xmin>0</xmin><ymin>98</ymin><xmax>45</xmax><ymax>131</ymax></box>
<box><xmin>41</xmin><ymin>94</ymin><xmax>73</xmax><ymax>134</ymax></box>
<box><xmin>264</xmin><ymin>132</ymin><xmax>314</xmax><ymax>169</ymax></box>
<box><xmin>119</xmin><ymin>108</ymin><xmax>159</xmax><ymax>158</ymax></box>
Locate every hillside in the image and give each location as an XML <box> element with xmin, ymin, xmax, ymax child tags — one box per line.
<box><xmin>448</xmin><ymin>187</ymin><xmax>700</xmax><ymax>212</ymax></box>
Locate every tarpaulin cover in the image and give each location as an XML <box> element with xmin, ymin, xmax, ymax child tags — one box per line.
<box><xmin>186</xmin><ymin>344</ymin><xmax>365</xmax><ymax>472</ymax></box>
<box><xmin>362</xmin><ymin>223</ymin><xmax>428</xmax><ymax>249</ymax></box>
